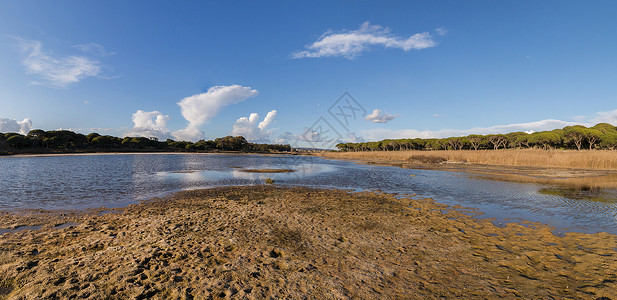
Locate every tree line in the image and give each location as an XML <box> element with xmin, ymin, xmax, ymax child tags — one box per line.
<box><xmin>0</xmin><ymin>130</ymin><xmax>291</xmax><ymax>155</ymax></box>
<box><xmin>336</xmin><ymin>123</ymin><xmax>617</xmax><ymax>152</ymax></box>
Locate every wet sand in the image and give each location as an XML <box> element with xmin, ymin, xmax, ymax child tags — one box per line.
<box><xmin>1</xmin><ymin>186</ymin><xmax>616</xmax><ymax>299</ymax></box>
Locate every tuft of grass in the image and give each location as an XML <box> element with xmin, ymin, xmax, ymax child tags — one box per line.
<box><xmin>320</xmin><ymin>149</ymin><xmax>617</xmax><ymax>170</ymax></box>
<box><xmin>265</xmin><ymin>178</ymin><xmax>274</xmax><ymax>185</ymax></box>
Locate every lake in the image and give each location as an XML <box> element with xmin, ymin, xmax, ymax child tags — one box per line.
<box><xmin>1</xmin><ymin>153</ymin><xmax>616</xmax><ymax>235</ymax></box>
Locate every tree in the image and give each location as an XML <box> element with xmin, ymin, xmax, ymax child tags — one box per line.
<box><xmin>26</xmin><ymin>129</ymin><xmax>47</xmax><ymax>147</ymax></box>
<box><xmin>92</xmin><ymin>135</ymin><xmax>122</xmax><ymax>148</ymax></box>
<box><xmin>528</xmin><ymin>132</ymin><xmax>561</xmax><ymax>150</ymax></box>
<box><xmin>487</xmin><ymin>135</ymin><xmax>507</xmax><ymax>150</ymax></box>
<box><xmin>43</xmin><ymin>130</ymin><xmax>88</xmax><ymax>149</ymax></box>
<box><xmin>564</xmin><ymin>125</ymin><xmax>587</xmax><ymax>150</ymax></box>
<box><xmin>467</xmin><ymin>135</ymin><xmax>484</xmax><ymax>150</ymax></box>
<box><xmin>122</xmin><ymin>137</ymin><xmax>153</xmax><ymax>149</ymax></box>
<box><xmin>447</xmin><ymin>137</ymin><xmax>468</xmax><ymax>150</ymax></box>
<box><xmin>583</xmin><ymin>128</ymin><xmax>602</xmax><ymax>150</ymax></box>
<box><xmin>515</xmin><ymin>134</ymin><xmax>532</xmax><ymax>148</ymax></box>
<box><xmin>0</xmin><ymin>134</ymin><xmax>7</xmax><ymax>150</ymax></box>
<box><xmin>87</xmin><ymin>132</ymin><xmax>101</xmax><ymax>142</ymax></box>
<box><xmin>592</xmin><ymin>123</ymin><xmax>617</xmax><ymax>149</ymax></box>
<box><xmin>505</xmin><ymin>132</ymin><xmax>528</xmax><ymax>148</ymax></box>
<box><xmin>7</xmin><ymin>134</ymin><xmax>29</xmax><ymax>148</ymax></box>
<box><xmin>214</xmin><ymin>136</ymin><xmax>248</xmax><ymax>151</ymax></box>
<box><xmin>27</xmin><ymin>129</ymin><xmax>47</xmax><ymax>139</ymax></box>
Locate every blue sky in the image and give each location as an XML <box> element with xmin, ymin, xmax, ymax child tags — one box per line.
<box><xmin>1</xmin><ymin>1</ymin><xmax>616</xmax><ymax>147</ymax></box>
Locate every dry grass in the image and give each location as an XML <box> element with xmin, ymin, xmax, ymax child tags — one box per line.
<box><xmin>321</xmin><ymin>149</ymin><xmax>617</xmax><ymax>170</ymax></box>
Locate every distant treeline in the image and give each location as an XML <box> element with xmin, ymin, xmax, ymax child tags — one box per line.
<box><xmin>336</xmin><ymin>123</ymin><xmax>617</xmax><ymax>152</ymax></box>
<box><xmin>0</xmin><ymin>130</ymin><xmax>291</xmax><ymax>155</ymax></box>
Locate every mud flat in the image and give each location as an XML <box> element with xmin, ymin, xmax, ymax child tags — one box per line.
<box><xmin>1</xmin><ymin>186</ymin><xmax>616</xmax><ymax>299</ymax></box>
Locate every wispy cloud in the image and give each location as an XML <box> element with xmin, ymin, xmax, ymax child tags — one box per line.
<box><xmin>73</xmin><ymin>42</ymin><xmax>115</xmax><ymax>56</ymax></box>
<box><xmin>365</xmin><ymin>109</ymin><xmax>398</xmax><ymax>123</ymax></box>
<box><xmin>173</xmin><ymin>85</ymin><xmax>259</xmax><ymax>141</ymax></box>
<box><xmin>589</xmin><ymin>109</ymin><xmax>617</xmax><ymax>125</ymax></box>
<box><xmin>0</xmin><ymin>117</ymin><xmax>32</xmax><ymax>135</ymax></box>
<box><xmin>231</xmin><ymin>110</ymin><xmax>277</xmax><ymax>142</ymax></box>
<box><xmin>16</xmin><ymin>38</ymin><xmax>104</xmax><ymax>88</ymax></box>
<box><xmin>435</xmin><ymin>27</ymin><xmax>448</xmax><ymax>36</ymax></box>
<box><xmin>292</xmin><ymin>22</ymin><xmax>437</xmax><ymax>59</ymax></box>
<box><xmin>124</xmin><ymin>110</ymin><xmax>172</xmax><ymax>140</ymax></box>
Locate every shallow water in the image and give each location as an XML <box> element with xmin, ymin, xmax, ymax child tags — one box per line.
<box><xmin>0</xmin><ymin>153</ymin><xmax>616</xmax><ymax>234</ymax></box>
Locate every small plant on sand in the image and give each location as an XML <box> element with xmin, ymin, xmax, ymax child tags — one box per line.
<box><xmin>265</xmin><ymin>178</ymin><xmax>274</xmax><ymax>184</ymax></box>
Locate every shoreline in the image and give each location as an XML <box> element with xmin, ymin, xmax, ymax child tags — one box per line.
<box><xmin>1</xmin><ymin>151</ymin><xmax>290</xmax><ymax>158</ymax></box>
<box><xmin>1</xmin><ymin>185</ymin><xmax>615</xmax><ymax>298</ymax></box>
<box><xmin>315</xmin><ymin>152</ymin><xmax>617</xmax><ymax>189</ymax></box>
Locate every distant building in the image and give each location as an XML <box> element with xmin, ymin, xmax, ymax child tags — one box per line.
<box><xmin>149</xmin><ymin>137</ymin><xmax>159</xmax><ymax>141</ymax></box>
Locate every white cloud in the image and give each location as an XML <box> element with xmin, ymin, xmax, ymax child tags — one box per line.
<box><xmin>258</xmin><ymin>110</ymin><xmax>277</xmax><ymax>130</ymax></box>
<box><xmin>589</xmin><ymin>109</ymin><xmax>617</xmax><ymax>125</ymax></box>
<box><xmin>0</xmin><ymin>117</ymin><xmax>32</xmax><ymax>135</ymax></box>
<box><xmin>17</xmin><ymin>38</ymin><xmax>103</xmax><ymax>88</ymax></box>
<box><xmin>360</xmin><ymin>119</ymin><xmax>580</xmax><ymax>141</ymax></box>
<box><xmin>365</xmin><ymin>109</ymin><xmax>398</xmax><ymax>123</ymax></box>
<box><xmin>124</xmin><ymin>110</ymin><xmax>172</xmax><ymax>140</ymax></box>
<box><xmin>275</xmin><ymin>130</ymin><xmax>323</xmax><ymax>144</ymax></box>
<box><xmin>274</xmin><ymin>132</ymin><xmax>297</xmax><ymax>144</ymax></box>
<box><xmin>88</xmin><ymin>127</ymin><xmax>113</xmax><ymax>133</ymax></box>
<box><xmin>435</xmin><ymin>27</ymin><xmax>448</xmax><ymax>36</ymax></box>
<box><xmin>173</xmin><ymin>85</ymin><xmax>259</xmax><ymax>141</ymax></box>
<box><xmin>231</xmin><ymin>110</ymin><xmax>277</xmax><ymax>142</ymax></box>
<box><xmin>273</xmin><ymin>129</ymin><xmax>363</xmax><ymax>149</ymax></box>
<box><xmin>346</xmin><ymin>132</ymin><xmax>365</xmax><ymax>143</ymax></box>
<box><xmin>73</xmin><ymin>43</ymin><xmax>115</xmax><ymax>56</ymax></box>
<box><xmin>292</xmin><ymin>22</ymin><xmax>437</xmax><ymax>59</ymax></box>
<box><xmin>172</xmin><ymin>126</ymin><xmax>204</xmax><ymax>142</ymax></box>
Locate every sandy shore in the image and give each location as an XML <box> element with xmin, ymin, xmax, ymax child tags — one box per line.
<box><xmin>1</xmin><ymin>186</ymin><xmax>616</xmax><ymax>299</ymax></box>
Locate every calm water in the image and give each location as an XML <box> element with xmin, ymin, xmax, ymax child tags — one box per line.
<box><xmin>1</xmin><ymin>153</ymin><xmax>616</xmax><ymax>234</ymax></box>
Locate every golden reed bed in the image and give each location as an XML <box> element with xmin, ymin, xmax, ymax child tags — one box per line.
<box><xmin>321</xmin><ymin>149</ymin><xmax>617</xmax><ymax>170</ymax></box>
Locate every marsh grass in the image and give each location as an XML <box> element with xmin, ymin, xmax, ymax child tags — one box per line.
<box><xmin>322</xmin><ymin>149</ymin><xmax>617</xmax><ymax>170</ymax></box>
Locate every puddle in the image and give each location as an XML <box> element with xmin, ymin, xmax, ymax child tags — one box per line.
<box><xmin>0</xmin><ymin>222</ymin><xmax>80</xmax><ymax>235</ymax></box>
<box><xmin>0</xmin><ymin>225</ymin><xmax>42</xmax><ymax>235</ymax></box>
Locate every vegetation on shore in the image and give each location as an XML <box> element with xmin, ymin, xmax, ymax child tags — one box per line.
<box><xmin>322</xmin><ymin>148</ymin><xmax>617</xmax><ymax>170</ymax></box>
<box><xmin>0</xmin><ymin>130</ymin><xmax>290</xmax><ymax>155</ymax></box>
<box><xmin>336</xmin><ymin>123</ymin><xmax>617</xmax><ymax>152</ymax></box>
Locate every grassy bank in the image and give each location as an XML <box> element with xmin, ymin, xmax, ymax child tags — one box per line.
<box><xmin>322</xmin><ymin>149</ymin><xmax>617</xmax><ymax>170</ymax></box>
<box><xmin>1</xmin><ymin>186</ymin><xmax>616</xmax><ymax>298</ymax></box>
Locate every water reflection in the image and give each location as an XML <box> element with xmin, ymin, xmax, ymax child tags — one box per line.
<box><xmin>538</xmin><ymin>186</ymin><xmax>617</xmax><ymax>203</ymax></box>
<box><xmin>0</xmin><ymin>154</ymin><xmax>616</xmax><ymax>234</ymax></box>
